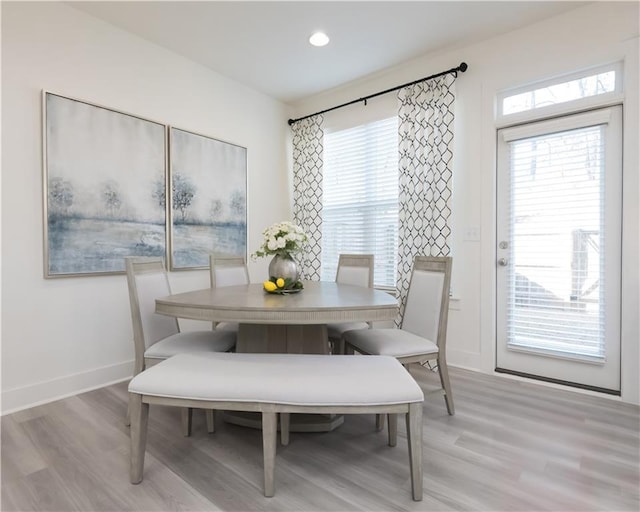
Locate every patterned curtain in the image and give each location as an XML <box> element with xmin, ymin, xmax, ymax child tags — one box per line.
<box><xmin>396</xmin><ymin>74</ymin><xmax>456</xmax><ymax>322</ymax></box>
<box><xmin>292</xmin><ymin>115</ymin><xmax>324</xmax><ymax>280</ymax></box>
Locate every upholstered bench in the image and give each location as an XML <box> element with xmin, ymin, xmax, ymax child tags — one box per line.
<box><xmin>128</xmin><ymin>352</ymin><xmax>424</xmax><ymax>500</ymax></box>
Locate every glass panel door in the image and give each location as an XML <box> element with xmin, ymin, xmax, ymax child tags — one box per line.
<box><xmin>496</xmin><ymin>106</ymin><xmax>622</xmax><ymax>392</ymax></box>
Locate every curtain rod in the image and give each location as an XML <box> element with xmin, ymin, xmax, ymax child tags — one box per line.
<box><xmin>287</xmin><ymin>61</ymin><xmax>468</xmax><ymax>126</ymax></box>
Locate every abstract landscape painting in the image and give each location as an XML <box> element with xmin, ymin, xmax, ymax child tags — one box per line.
<box><xmin>44</xmin><ymin>92</ymin><xmax>166</xmax><ymax>277</ymax></box>
<box><xmin>169</xmin><ymin>127</ymin><xmax>247</xmax><ymax>269</ymax></box>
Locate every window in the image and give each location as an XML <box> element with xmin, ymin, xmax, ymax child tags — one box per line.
<box><xmin>321</xmin><ymin>117</ymin><xmax>398</xmax><ymax>288</ymax></box>
<box><xmin>498</xmin><ymin>63</ymin><xmax>621</xmax><ymax>119</ymax></box>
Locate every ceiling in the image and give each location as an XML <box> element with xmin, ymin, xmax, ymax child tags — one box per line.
<box><xmin>69</xmin><ymin>1</ymin><xmax>589</xmax><ymax>104</ymax></box>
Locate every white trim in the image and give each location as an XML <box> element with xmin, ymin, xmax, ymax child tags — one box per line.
<box><xmin>496</xmin><ymin>94</ymin><xmax>624</xmax><ymax>129</ymax></box>
<box><xmin>496</xmin><ymin>61</ymin><xmax>623</xmax><ymax>122</ymax></box>
<box><xmin>501</xmin><ymin>108</ymin><xmax>613</xmax><ymax>142</ymax></box>
<box><xmin>1</xmin><ymin>360</ymin><xmax>134</xmax><ymax>415</ymax></box>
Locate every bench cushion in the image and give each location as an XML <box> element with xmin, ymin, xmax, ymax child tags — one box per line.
<box><xmin>129</xmin><ymin>352</ymin><xmax>423</xmax><ymax>406</ymax></box>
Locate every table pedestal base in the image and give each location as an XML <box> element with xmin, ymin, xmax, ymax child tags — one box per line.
<box><xmin>236</xmin><ymin>324</ymin><xmax>330</xmax><ymax>354</ymax></box>
<box><xmin>227</xmin><ymin>323</ymin><xmax>341</xmax><ymax>432</ymax></box>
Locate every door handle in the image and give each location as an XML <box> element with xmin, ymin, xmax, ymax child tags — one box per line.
<box><xmin>498</xmin><ymin>258</ymin><xmax>508</xmax><ymax>267</ymax></box>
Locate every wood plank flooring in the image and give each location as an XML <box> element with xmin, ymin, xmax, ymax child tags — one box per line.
<box><xmin>2</xmin><ymin>365</ymin><xmax>638</xmax><ymax>511</ymax></box>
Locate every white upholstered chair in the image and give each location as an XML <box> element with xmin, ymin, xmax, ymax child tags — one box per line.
<box><xmin>125</xmin><ymin>256</ymin><xmax>236</xmax><ymax>433</ymax></box>
<box><xmin>209</xmin><ymin>255</ymin><xmax>250</xmax><ymax>332</ymax></box>
<box><xmin>344</xmin><ymin>256</ymin><xmax>454</xmax><ymax>415</ymax></box>
<box><xmin>326</xmin><ymin>254</ymin><xmax>374</xmax><ymax>355</ymax></box>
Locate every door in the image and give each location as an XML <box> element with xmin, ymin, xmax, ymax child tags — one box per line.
<box><xmin>496</xmin><ymin>106</ymin><xmax>622</xmax><ymax>393</ymax></box>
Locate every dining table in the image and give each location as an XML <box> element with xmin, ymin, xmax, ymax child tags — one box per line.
<box><xmin>155</xmin><ymin>280</ymin><xmax>399</xmax><ymax>431</ymax></box>
<box><xmin>155</xmin><ymin>280</ymin><xmax>398</xmax><ymax>354</ymax></box>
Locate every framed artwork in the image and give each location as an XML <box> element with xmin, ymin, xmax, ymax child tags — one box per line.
<box><xmin>168</xmin><ymin>127</ymin><xmax>247</xmax><ymax>270</ymax></box>
<box><xmin>43</xmin><ymin>92</ymin><xmax>167</xmax><ymax>277</ymax></box>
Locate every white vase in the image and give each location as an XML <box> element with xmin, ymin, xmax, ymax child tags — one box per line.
<box><xmin>268</xmin><ymin>253</ymin><xmax>300</xmax><ymax>281</ymax></box>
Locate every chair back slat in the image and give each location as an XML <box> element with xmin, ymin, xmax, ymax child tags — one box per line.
<box><xmin>402</xmin><ymin>270</ymin><xmax>444</xmax><ymax>342</ymax></box>
<box><xmin>335</xmin><ymin>254</ymin><xmax>374</xmax><ymax>288</ymax></box>
<box><xmin>401</xmin><ymin>256</ymin><xmax>452</xmax><ymax>349</ymax></box>
<box><xmin>337</xmin><ymin>266</ymin><xmax>371</xmax><ymax>287</ymax></box>
<box><xmin>209</xmin><ymin>256</ymin><xmax>249</xmax><ymax>288</ymax></box>
<box><xmin>134</xmin><ymin>272</ymin><xmax>180</xmax><ymax>346</ymax></box>
<box><xmin>125</xmin><ymin>257</ymin><xmax>180</xmax><ymax>362</ymax></box>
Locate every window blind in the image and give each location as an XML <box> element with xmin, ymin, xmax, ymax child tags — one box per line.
<box><xmin>506</xmin><ymin>124</ymin><xmax>606</xmax><ymax>361</ymax></box>
<box><xmin>322</xmin><ymin>117</ymin><xmax>398</xmax><ymax>288</ymax></box>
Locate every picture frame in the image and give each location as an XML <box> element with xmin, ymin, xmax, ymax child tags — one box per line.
<box><xmin>43</xmin><ymin>91</ymin><xmax>167</xmax><ymax>277</ymax></box>
<box><xmin>168</xmin><ymin>127</ymin><xmax>247</xmax><ymax>270</ymax></box>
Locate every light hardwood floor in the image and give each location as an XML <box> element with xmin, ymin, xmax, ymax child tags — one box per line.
<box><xmin>2</xmin><ymin>365</ymin><xmax>638</xmax><ymax>511</ymax></box>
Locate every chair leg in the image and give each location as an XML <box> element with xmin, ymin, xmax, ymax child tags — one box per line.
<box><xmin>205</xmin><ymin>409</ymin><xmax>215</xmax><ymax>433</ymax></box>
<box><xmin>337</xmin><ymin>337</ymin><xmax>346</xmax><ymax>355</ymax></box>
<box><xmin>182</xmin><ymin>408</ymin><xmax>193</xmax><ymax>436</ymax></box>
<box><xmin>262</xmin><ymin>412</ymin><xmax>277</xmax><ymax>497</ymax></box>
<box><xmin>437</xmin><ymin>354</ymin><xmax>455</xmax><ymax>415</ymax></box>
<box><xmin>125</xmin><ymin>401</ymin><xmax>131</xmax><ymax>427</ymax></box>
<box><xmin>387</xmin><ymin>414</ymin><xmax>397</xmax><ymax>447</ymax></box>
<box><xmin>129</xmin><ymin>393</ymin><xmax>149</xmax><ymax>484</ymax></box>
<box><xmin>406</xmin><ymin>402</ymin><xmax>423</xmax><ymax>501</ymax></box>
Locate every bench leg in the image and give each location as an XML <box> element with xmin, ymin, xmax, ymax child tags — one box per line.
<box><xmin>387</xmin><ymin>414</ymin><xmax>397</xmax><ymax>447</ymax></box>
<box><xmin>280</xmin><ymin>413</ymin><xmax>290</xmax><ymax>446</ymax></box>
<box><xmin>206</xmin><ymin>410</ymin><xmax>215</xmax><ymax>434</ymax></box>
<box><xmin>262</xmin><ymin>412</ymin><xmax>277</xmax><ymax>497</ymax></box>
<box><xmin>129</xmin><ymin>393</ymin><xmax>149</xmax><ymax>484</ymax></box>
<box><xmin>406</xmin><ymin>402</ymin><xmax>423</xmax><ymax>501</ymax></box>
<box><xmin>182</xmin><ymin>408</ymin><xmax>193</xmax><ymax>437</ymax></box>
<box><xmin>375</xmin><ymin>414</ymin><xmax>384</xmax><ymax>431</ymax></box>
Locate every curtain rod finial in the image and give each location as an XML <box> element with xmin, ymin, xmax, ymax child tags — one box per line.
<box><xmin>459</xmin><ymin>62</ymin><xmax>468</xmax><ymax>72</ymax></box>
<box><xmin>288</xmin><ymin>119</ymin><xmax>295</xmax><ymax>126</ymax></box>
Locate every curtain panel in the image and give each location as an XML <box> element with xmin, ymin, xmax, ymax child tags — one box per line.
<box><xmin>397</xmin><ymin>74</ymin><xmax>456</xmax><ymax>323</ymax></box>
<box><xmin>292</xmin><ymin>115</ymin><xmax>324</xmax><ymax>280</ymax></box>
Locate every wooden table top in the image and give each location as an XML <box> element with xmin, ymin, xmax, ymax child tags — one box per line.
<box><xmin>155</xmin><ymin>281</ymin><xmax>398</xmax><ymax>325</ymax></box>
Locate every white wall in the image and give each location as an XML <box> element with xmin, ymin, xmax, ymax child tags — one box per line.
<box><xmin>1</xmin><ymin>2</ymin><xmax>291</xmax><ymax>413</ymax></box>
<box><xmin>290</xmin><ymin>2</ymin><xmax>640</xmax><ymax>404</ymax></box>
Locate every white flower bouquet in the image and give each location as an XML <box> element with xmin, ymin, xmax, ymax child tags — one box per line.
<box><xmin>252</xmin><ymin>221</ymin><xmax>308</xmax><ymax>259</ymax></box>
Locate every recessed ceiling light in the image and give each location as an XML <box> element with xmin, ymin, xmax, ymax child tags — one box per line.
<box><xmin>309</xmin><ymin>32</ymin><xmax>330</xmax><ymax>47</ymax></box>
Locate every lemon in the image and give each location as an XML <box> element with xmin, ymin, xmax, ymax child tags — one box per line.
<box><xmin>276</xmin><ymin>278</ymin><xmax>285</xmax><ymax>288</ymax></box>
<box><xmin>263</xmin><ymin>281</ymin><xmax>277</xmax><ymax>292</ymax></box>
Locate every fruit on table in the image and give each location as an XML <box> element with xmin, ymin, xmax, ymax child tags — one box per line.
<box><xmin>276</xmin><ymin>278</ymin><xmax>285</xmax><ymax>288</ymax></box>
<box><xmin>263</xmin><ymin>280</ymin><xmax>277</xmax><ymax>292</ymax></box>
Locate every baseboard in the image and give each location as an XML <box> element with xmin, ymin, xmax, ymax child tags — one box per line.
<box><xmin>447</xmin><ymin>348</ymin><xmax>482</xmax><ymax>370</ymax></box>
<box><xmin>1</xmin><ymin>359</ymin><xmax>134</xmax><ymax>415</ymax></box>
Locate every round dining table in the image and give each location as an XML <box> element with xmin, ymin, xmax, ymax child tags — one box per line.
<box><xmin>155</xmin><ymin>280</ymin><xmax>398</xmax><ymax>355</ymax></box>
<box><xmin>155</xmin><ymin>280</ymin><xmax>399</xmax><ymax>432</ymax></box>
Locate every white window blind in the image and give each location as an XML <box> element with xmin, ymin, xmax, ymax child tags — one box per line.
<box><xmin>505</xmin><ymin>123</ymin><xmax>606</xmax><ymax>360</ymax></box>
<box><xmin>322</xmin><ymin>117</ymin><xmax>398</xmax><ymax>288</ymax></box>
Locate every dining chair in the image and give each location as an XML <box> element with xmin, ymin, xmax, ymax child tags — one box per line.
<box><xmin>125</xmin><ymin>256</ymin><xmax>236</xmax><ymax>434</ymax></box>
<box><xmin>209</xmin><ymin>255</ymin><xmax>250</xmax><ymax>332</ymax></box>
<box><xmin>326</xmin><ymin>254</ymin><xmax>374</xmax><ymax>355</ymax></box>
<box><xmin>344</xmin><ymin>256</ymin><xmax>454</xmax><ymax>415</ymax></box>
